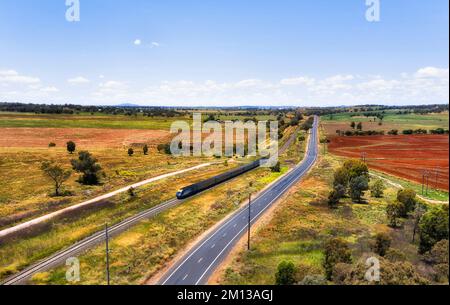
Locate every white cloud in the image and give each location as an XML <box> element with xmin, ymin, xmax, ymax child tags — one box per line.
<box><xmin>134</xmin><ymin>39</ymin><xmax>142</xmax><ymax>46</ymax></box>
<box><xmin>280</xmin><ymin>77</ymin><xmax>315</xmax><ymax>86</ymax></box>
<box><xmin>2</xmin><ymin>67</ymin><xmax>448</xmax><ymax>106</ymax></box>
<box><xmin>151</xmin><ymin>42</ymin><xmax>161</xmax><ymax>48</ymax></box>
<box><xmin>40</xmin><ymin>86</ymin><xmax>59</xmax><ymax>93</ymax></box>
<box><xmin>67</xmin><ymin>76</ymin><xmax>90</xmax><ymax>85</ymax></box>
<box><xmin>0</xmin><ymin>70</ymin><xmax>40</xmax><ymax>84</ymax></box>
<box><xmin>414</xmin><ymin>67</ymin><xmax>449</xmax><ymax>79</ymax></box>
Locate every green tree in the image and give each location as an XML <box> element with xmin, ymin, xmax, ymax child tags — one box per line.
<box><xmin>356</xmin><ymin>122</ymin><xmax>363</xmax><ymax>131</ymax></box>
<box><xmin>71</xmin><ymin>151</ymin><xmax>102</xmax><ymax>185</ymax></box>
<box><xmin>41</xmin><ymin>161</ymin><xmax>71</xmax><ymax>196</ymax></box>
<box><xmin>333</xmin><ymin>167</ymin><xmax>349</xmax><ymax>190</ymax></box>
<box><xmin>275</xmin><ymin>261</ymin><xmax>296</xmax><ymax>285</ymax></box>
<box><xmin>350</xmin><ymin>121</ymin><xmax>356</xmax><ymax>129</ymax></box>
<box><xmin>386</xmin><ymin>201</ymin><xmax>404</xmax><ymax>228</ymax></box>
<box><xmin>370</xmin><ymin>179</ymin><xmax>385</xmax><ymax>198</ymax></box>
<box><xmin>419</xmin><ymin>205</ymin><xmax>449</xmax><ymax>254</ymax></box>
<box><xmin>349</xmin><ymin>175</ymin><xmax>369</xmax><ymax>203</ymax></box>
<box><xmin>397</xmin><ymin>189</ymin><xmax>417</xmax><ymax>216</ymax></box>
<box><xmin>128</xmin><ymin>148</ymin><xmax>134</xmax><ymax>156</ymax></box>
<box><xmin>328</xmin><ymin>184</ymin><xmax>346</xmax><ymax>209</ymax></box>
<box><xmin>373</xmin><ymin>232</ymin><xmax>392</xmax><ymax>256</ymax></box>
<box><xmin>143</xmin><ymin>144</ymin><xmax>149</xmax><ymax>155</ymax></box>
<box><xmin>66</xmin><ymin>141</ymin><xmax>76</xmax><ymax>154</ymax></box>
<box><xmin>323</xmin><ymin>238</ymin><xmax>352</xmax><ymax>280</ymax></box>
<box><xmin>343</xmin><ymin>159</ymin><xmax>369</xmax><ymax>181</ymax></box>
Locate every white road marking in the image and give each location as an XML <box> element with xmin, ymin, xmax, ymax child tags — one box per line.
<box><xmin>211</xmin><ymin>244</ymin><xmax>215</xmax><ymax>249</ymax></box>
<box><xmin>197</xmin><ymin>257</ymin><xmax>203</xmax><ymax>263</ymax></box>
<box><xmin>182</xmin><ymin>274</ymin><xmax>189</xmax><ymax>281</ymax></box>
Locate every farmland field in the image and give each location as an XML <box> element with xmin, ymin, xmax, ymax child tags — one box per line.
<box><xmin>329</xmin><ymin>135</ymin><xmax>449</xmax><ymax>191</ymax></box>
<box><xmin>321</xmin><ymin>112</ymin><xmax>449</xmax><ymax>136</ymax></box>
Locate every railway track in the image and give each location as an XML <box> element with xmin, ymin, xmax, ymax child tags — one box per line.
<box><xmin>2</xmin><ymin>198</ymin><xmax>182</xmax><ymax>285</ymax></box>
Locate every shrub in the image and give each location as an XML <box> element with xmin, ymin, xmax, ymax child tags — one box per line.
<box><xmin>71</xmin><ymin>151</ymin><xmax>102</xmax><ymax>185</ymax></box>
<box><xmin>373</xmin><ymin>232</ymin><xmax>392</xmax><ymax>256</ymax></box>
<box><xmin>388</xmin><ymin>129</ymin><xmax>398</xmax><ymax>135</ymax></box>
<box><xmin>386</xmin><ymin>201</ymin><xmax>404</xmax><ymax>228</ymax></box>
<box><xmin>48</xmin><ymin>142</ymin><xmax>56</xmax><ymax>147</ymax></box>
<box><xmin>270</xmin><ymin>162</ymin><xmax>281</xmax><ymax>173</ymax></box>
<box><xmin>397</xmin><ymin>188</ymin><xmax>417</xmax><ymax>216</ymax></box>
<box><xmin>419</xmin><ymin>205</ymin><xmax>449</xmax><ymax>254</ymax></box>
<box><xmin>370</xmin><ymin>179</ymin><xmax>385</xmax><ymax>198</ymax></box>
<box><xmin>128</xmin><ymin>148</ymin><xmax>134</xmax><ymax>156</ymax></box>
<box><xmin>143</xmin><ymin>144</ymin><xmax>149</xmax><ymax>155</ymax></box>
<box><xmin>275</xmin><ymin>261</ymin><xmax>296</xmax><ymax>285</ymax></box>
<box><xmin>384</xmin><ymin>248</ymin><xmax>407</xmax><ymax>262</ymax></box>
<box><xmin>323</xmin><ymin>238</ymin><xmax>352</xmax><ymax>280</ymax></box>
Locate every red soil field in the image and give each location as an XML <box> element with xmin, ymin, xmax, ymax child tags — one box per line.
<box><xmin>0</xmin><ymin>128</ymin><xmax>171</xmax><ymax>149</ymax></box>
<box><xmin>329</xmin><ymin>135</ymin><xmax>449</xmax><ymax>191</ymax></box>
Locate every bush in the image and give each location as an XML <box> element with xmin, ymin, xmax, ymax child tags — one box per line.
<box><xmin>386</xmin><ymin>201</ymin><xmax>404</xmax><ymax>228</ymax></box>
<box><xmin>270</xmin><ymin>162</ymin><xmax>281</xmax><ymax>173</ymax></box>
<box><xmin>323</xmin><ymin>238</ymin><xmax>352</xmax><ymax>280</ymax></box>
<box><xmin>275</xmin><ymin>261</ymin><xmax>296</xmax><ymax>285</ymax></box>
<box><xmin>157</xmin><ymin>143</ymin><xmax>172</xmax><ymax>155</ymax></box>
<box><xmin>48</xmin><ymin>142</ymin><xmax>56</xmax><ymax>147</ymax></box>
<box><xmin>384</xmin><ymin>248</ymin><xmax>407</xmax><ymax>262</ymax></box>
<box><xmin>370</xmin><ymin>179</ymin><xmax>385</xmax><ymax>198</ymax></box>
<box><xmin>71</xmin><ymin>151</ymin><xmax>102</xmax><ymax>185</ymax></box>
<box><xmin>143</xmin><ymin>144</ymin><xmax>149</xmax><ymax>155</ymax></box>
<box><xmin>128</xmin><ymin>148</ymin><xmax>134</xmax><ymax>156</ymax></box>
<box><xmin>373</xmin><ymin>232</ymin><xmax>392</xmax><ymax>257</ymax></box>
<box><xmin>66</xmin><ymin>141</ymin><xmax>76</xmax><ymax>154</ymax></box>
<box><xmin>299</xmin><ymin>275</ymin><xmax>327</xmax><ymax>285</ymax></box>
<box><xmin>419</xmin><ymin>205</ymin><xmax>449</xmax><ymax>254</ymax></box>
<box><xmin>397</xmin><ymin>188</ymin><xmax>417</xmax><ymax>216</ymax></box>
<box><xmin>388</xmin><ymin>129</ymin><xmax>398</xmax><ymax>135</ymax></box>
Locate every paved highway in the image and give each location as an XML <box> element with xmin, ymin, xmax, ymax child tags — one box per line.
<box><xmin>160</xmin><ymin>116</ymin><xmax>319</xmax><ymax>285</ymax></box>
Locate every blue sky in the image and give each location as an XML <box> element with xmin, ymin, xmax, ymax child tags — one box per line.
<box><xmin>0</xmin><ymin>0</ymin><xmax>448</xmax><ymax>106</ymax></box>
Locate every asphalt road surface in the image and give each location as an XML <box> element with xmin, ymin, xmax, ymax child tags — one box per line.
<box><xmin>160</xmin><ymin>116</ymin><xmax>319</xmax><ymax>285</ymax></box>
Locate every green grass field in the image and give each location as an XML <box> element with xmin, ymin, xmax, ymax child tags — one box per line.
<box><xmin>322</xmin><ymin>111</ymin><xmax>449</xmax><ymax>131</ymax></box>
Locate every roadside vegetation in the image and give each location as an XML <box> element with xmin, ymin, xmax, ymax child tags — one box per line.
<box><xmin>218</xmin><ymin>152</ymin><xmax>448</xmax><ymax>285</ymax></box>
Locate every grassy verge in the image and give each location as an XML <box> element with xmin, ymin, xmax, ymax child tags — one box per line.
<box><xmin>370</xmin><ymin>169</ymin><xmax>449</xmax><ymax>202</ymax></box>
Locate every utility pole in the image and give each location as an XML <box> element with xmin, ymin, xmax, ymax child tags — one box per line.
<box><xmin>105</xmin><ymin>223</ymin><xmax>110</xmax><ymax>286</ymax></box>
<box><xmin>421</xmin><ymin>171</ymin><xmax>425</xmax><ymax>195</ymax></box>
<box><xmin>435</xmin><ymin>168</ymin><xmax>439</xmax><ymax>188</ymax></box>
<box><xmin>247</xmin><ymin>194</ymin><xmax>251</xmax><ymax>251</ymax></box>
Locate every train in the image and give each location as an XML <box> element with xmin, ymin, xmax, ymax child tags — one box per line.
<box><xmin>176</xmin><ymin>159</ymin><xmax>265</xmax><ymax>199</ymax></box>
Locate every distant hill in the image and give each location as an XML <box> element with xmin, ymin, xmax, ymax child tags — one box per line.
<box><xmin>116</xmin><ymin>103</ymin><xmax>140</xmax><ymax>108</ymax></box>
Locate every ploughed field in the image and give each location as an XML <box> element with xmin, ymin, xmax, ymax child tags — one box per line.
<box><xmin>329</xmin><ymin>135</ymin><xmax>449</xmax><ymax>191</ymax></box>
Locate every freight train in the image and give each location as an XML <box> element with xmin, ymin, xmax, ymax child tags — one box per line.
<box><xmin>176</xmin><ymin>159</ymin><xmax>265</xmax><ymax>199</ymax></box>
